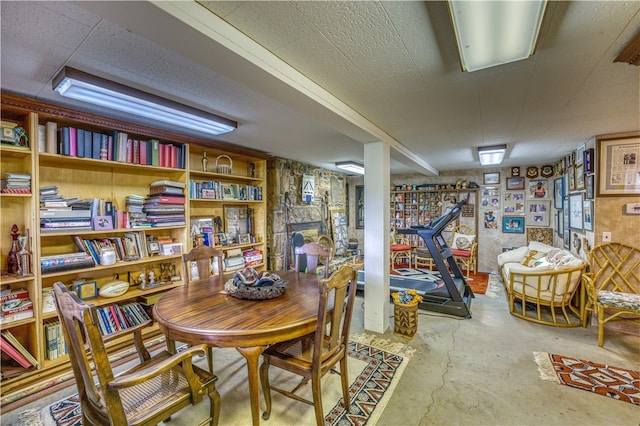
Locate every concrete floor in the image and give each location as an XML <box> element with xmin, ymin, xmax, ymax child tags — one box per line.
<box><xmin>3</xmin><ymin>273</ymin><xmax>639</xmax><ymax>425</ymax></box>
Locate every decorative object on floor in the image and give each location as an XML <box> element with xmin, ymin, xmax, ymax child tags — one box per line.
<box><xmin>392</xmin><ymin>289</ymin><xmax>423</xmax><ymax>338</ymax></box>
<box><xmin>390</xmin><ymin>268</ymin><xmax>489</xmax><ymax>295</ymax></box>
<box><xmin>32</xmin><ymin>338</ymin><xmax>412</xmax><ymax>426</ymax></box>
<box><xmin>534</xmin><ymin>352</ymin><xmax>640</xmax><ymax>405</ymax></box>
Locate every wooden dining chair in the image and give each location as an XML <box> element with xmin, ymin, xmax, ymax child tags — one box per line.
<box><xmin>182</xmin><ymin>245</ymin><xmax>225</xmax><ymax>372</ymax></box>
<box><xmin>259</xmin><ymin>265</ymin><xmax>357</xmax><ymax>426</ymax></box>
<box><xmin>294</xmin><ymin>242</ymin><xmax>332</xmax><ymax>278</ymax></box>
<box><xmin>52</xmin><ymin>282</ymin><xmax>220</xmax><ymax>426</ymax></box>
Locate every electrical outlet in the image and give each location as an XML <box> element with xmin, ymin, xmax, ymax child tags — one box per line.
<box><xmin>602</xmin><ymin>232</ymin><xmax>611</xmax><ymax>242</ymax></box>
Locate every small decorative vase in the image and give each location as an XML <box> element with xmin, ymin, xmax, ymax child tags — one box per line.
<box><xmin>7</xmin><ymin>224</ymin><xmax>20</xmax><ymax>274</ymax></box>
<box><xmin>202</xmin><ymin>152</ymin><xmax>208</xmax><ymax>172</ymax></box>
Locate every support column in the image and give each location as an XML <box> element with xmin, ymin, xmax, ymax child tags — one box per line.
<box><xmin>363</xmin><ymin>142</ymin><xmax>390</xmax><ymax>333</ymax></box>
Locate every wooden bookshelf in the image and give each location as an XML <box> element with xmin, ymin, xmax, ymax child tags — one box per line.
<box><xmin>0</xmin><ymin>93</ymin><xmax>269</xmax><ymax>410</ymax></box>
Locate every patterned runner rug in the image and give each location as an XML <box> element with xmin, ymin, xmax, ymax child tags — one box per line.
<box><xmin>391</xmin><ymin>268</ymin><xmax>489</xmax><ymax>295</ymax></box>
<box><xmin>534</xmin><ymin>352</ymin><xmax>640</xmax><ymax>405</ymax></box>
<box><xmin>20</xmin><ymin>335</ymin><xmax>413</xmax><ymax>426</ymax></box>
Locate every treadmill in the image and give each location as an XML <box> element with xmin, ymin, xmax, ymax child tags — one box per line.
<box><xmin>394</xmin><ymin>195</ymin><xmax>474</xmax><ymax>318</ymax></box>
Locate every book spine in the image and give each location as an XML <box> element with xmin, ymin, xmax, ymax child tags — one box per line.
<box><xmin>92</xmin><ymin>132</ymin><xmax>101</xmax><ymax>160</ymax></box>
<box><xmin>59</xmin><ymin>127</ymin><xmax>70</xmax><ymax>156</ymax></box>
<box><xmin>84</xmin><ymin>130</ymin><xmax>92</xmax><ymax>159</ymax></box>
<box><xmin>95</xmin><ymin>309</ymin><xmax>108</xmax><ymax>336</ymax></box>
<box><xmin>151</xmin><ymin>139</ymin><xmax>160</xmax><ymax>166</ymax></box>
<box><xmin>76</xmin><ymin>129</ymin><xmax>85</xmax><ymax>158</ymax></box>
<box><xmin>0</xmin><ymin>290</ymin><xmax>30</xmax><ymax>303</ymax></box>
<box><xmin>98</xmin><ymin>307</ymin><xmax>113</xmax><ymax>335</ymax></box>
<box><xmin>114</xmin><ymin>305</ymin><xmax>129</xmax><ymax>329</ymax></box>
<box><xmin>1</xmin><ymin>331</ymin><xmax>38</xmax><ymax>366</ymax></box>
<box><xmin>0</xmin><ymin>335</ymin><xmax>31</xmax><ymax>368</ymax></box>
<box><xmin>45</xmin><ymin>121</ymin><xmax>57</xmax><ymax>154</ymax></box>
<box><xmin>100</xmin><ymin>134</ymin><xmax>108</xmax><ymax>161</ymax></box>
<box><xmin>69</xmin><ymin>127</ymin><xmax>77</xmax><ymax>157</ymax></box>
<box><xmin>108</xmin><ymin>305</ymin><xmax>122</xmax><ymax>331</ymax></box>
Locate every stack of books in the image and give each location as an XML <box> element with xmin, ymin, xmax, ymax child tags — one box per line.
<box><xmin>125</xmin><ymin>194</ymin><xmax>148</xmax><ymax>228</ymax></box>
<box><xmin>43</xmin><ymin>319</ymin><xmax>68</xmax><ymax>360</ymax></box>
<box><xmin>95</xmin><ymin>302</ymin><xmax>151</xmax><ymax>336</ymax></box>
<box><xmin>1</xmin><ymin>172</ymin><xmax>31</xmax><ymax>194</ymax></box>
<box><xmin>0</xmin><ymin>287</ymin><xmax>34</xmax><ymax>324</ymax></box>
<box><xmin>40</xmin><ymin>187</ymin><xmax>91</xmax><ymax>232</ymax></box>
<box><xmin>143</xmin><ymin>180</ymin><xmax>186</xmax><ymax>227</ymax></box>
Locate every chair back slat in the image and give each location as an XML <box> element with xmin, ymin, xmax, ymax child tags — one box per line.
<box><xmin>182</xmin><ymin>245</ymin><xmax>225</xmax><ymax>283</ymax></box>
<box><xmin>314</xmin><ymin>265</ymin><xmax>357</xmax><ymax>366</ymax></box>
<box><xmin>295</xmin><ymin>242</ymin><xmax>332</xmax><ymax>277</ymax></box>
<box><xmin>589</xmin><ymin>242</ymin><xmax>640</xmax><ymax>294</ymax></box>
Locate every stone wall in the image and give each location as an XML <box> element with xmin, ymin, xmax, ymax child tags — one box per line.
<box><xmin>266</xmin><ymin>157</ymin><xmax>346</xmax><ymax>270</ymax></box>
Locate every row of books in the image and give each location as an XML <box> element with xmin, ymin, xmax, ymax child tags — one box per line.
<box><xmin>44</xmin><ymin>319</ymin><xmax>68</xmax><ymax>360</ymax></box>
<box><xmin>189</xmin><ymin>180</ymin><xmax>263</xmax><ymax>201</ymax></box>
<box><xmin>40</xmin><ymin>122</ymin><xmax>186</xmax><ymax>169</ymax></box>
<box><xmin>96</xmin><ymin>302</ymin><xmax>151</xmax><ymax>336</ymax></box>
<box><xmin>74</xmin><ymin>231</ymin><xmax>152</xmax><ymax>263</ymax></box>
<box><xmin>1</xmin><ymin>330</ymin><xmax>38</xmax><ymax>369</ymax></box>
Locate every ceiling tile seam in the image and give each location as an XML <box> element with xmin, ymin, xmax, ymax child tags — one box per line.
<box><xmin>34</xmin><ymin>18</ymin><xmax>103</xmax><ymax>100</ymax></box>
<box><xmin>150</xmin><ymin>0</ymin><xmax>439</xmax><ymax>176</ymax></box>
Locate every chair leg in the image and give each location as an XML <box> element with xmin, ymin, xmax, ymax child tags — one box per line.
<box><xmin>207</xmin><ymin>347</ymin><xmax>214</xmax><ymax>373</ymax></box>
<box><xmin>311</xmin><ymin>372</ymin><xmax>324</xmax><ymax>426</ymax></box>
<box><xmin>339</xmin><ymin>355</ymin><xmax>351</xmax><ymax>412</ymax></box>
<box><xmin>259</xmin><ymin>359</ymin><xmax>272</xmax><ymax>420</ymax></box>
<box><xmin>598</xmin><ymin>306</ymin><xmax>605</xmax><ymax>347</ymax></box>
<box><xmin>207</xmin><ymin>386</ymin><xmax>221</xmax><ymax>426</ymax></box>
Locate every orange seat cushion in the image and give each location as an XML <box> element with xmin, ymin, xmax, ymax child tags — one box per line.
<box><xmin>451</xmin><ymin>249</ymin><xmax>471</xmax><ymax>258</ymax></box>
<box><xmin>391</xmin><ymin>244</ymin><xmax>412</xmax><ymax>251</ymax></box>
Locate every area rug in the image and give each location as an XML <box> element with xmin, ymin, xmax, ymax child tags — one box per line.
<box><xmin>391</xmin><ymin>268</ymin><xmax>489</xmax><ymax>295</ymax></box>
<box><xmin>20</xmin><ymin>336</ymin><xmax>412</xmax><ymax>426</ymax></box>
<box><xmin>533</xmin><ymin>352</ymin><xmax>640</xmax><ymax>405</ymax></box>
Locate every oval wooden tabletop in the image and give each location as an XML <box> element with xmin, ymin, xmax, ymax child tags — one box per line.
<box><xmin>153</xmin><ymin>270</ymin><xmax>322</xmax><ymax>348</ymax></box>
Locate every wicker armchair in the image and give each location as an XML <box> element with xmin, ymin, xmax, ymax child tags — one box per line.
<box><xmin>582</xmin><ymin>242</ymin><xmax>640</xmax><ymax>347</ymax></box>
<box><xmin>390</xmin><ymin>227</ymin><xmax>412</xmax><ymax>271</ymax></box>
<box><xmin>53</xmin><ymin>282</ymin><xmax>220</xmax><ymax>425</ymax></box>
<box><xmin>449</xmin><ymin>225</ymin><xmax>477</xmax><ymax>277</ymax></box>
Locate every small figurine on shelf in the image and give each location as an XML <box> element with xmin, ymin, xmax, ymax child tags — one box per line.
<box><xmin>160</xmin><ymin>263</ymin><xmax>172</xmax><ymax>283</ymax></box>
<box><xmin>138</xmin><ymin>268</ymin><xmax>148</xmax><ymax>288</ymax></box>
<box><xmin>7</xmin><ymin>224</ymin><xmax>20</xmax><ymax>274</ymax></box>
<box><xmin>148</xmin><ymin>270</ymin><xmax>156</xmax><ymax>285</ymax></box>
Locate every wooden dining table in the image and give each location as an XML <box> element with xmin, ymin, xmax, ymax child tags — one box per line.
<box><xmin>152</xmin><ymin>270</ymin><xmax>323</xmax><ymax>426</ymax></box>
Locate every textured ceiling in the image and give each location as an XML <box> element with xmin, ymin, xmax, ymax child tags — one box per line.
<box><xmin>1</xmin><ymin>1</ymin><xmax>639</xmax><ymax>175</ymax></box>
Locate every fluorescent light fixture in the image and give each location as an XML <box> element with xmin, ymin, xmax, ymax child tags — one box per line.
<box><xmin>336</xmin><ymin>161</ymin><xmax>365</xmax><ymax>175</ymax></box>
<box><xmin>52</xmin><ymin>67</ymin><xmax>236</xmax><ymax>136</ymax></box>
<box><xmin>478</xmin><ymin>145</ymin><xmax>506</xmax><ymax>166</ymax></box>
<box><xmin>448</xmin><ymin>0</ymin><xmax>547</xmax><ymax>72</ymax></box>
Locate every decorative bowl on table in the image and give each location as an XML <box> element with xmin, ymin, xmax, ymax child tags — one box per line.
<box><xmin>224</xmin><ymin>267</ymin><xmax>287</xmax><ymax>300</ymax></box>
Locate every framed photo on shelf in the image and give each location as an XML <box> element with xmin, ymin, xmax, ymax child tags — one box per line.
<box><xmin>503</xmin><ymin>191</ymin><xmax>525</xmax><ymax>215</ymax></box>
<box><xmin>526</xmin><ymin>200</ymin><xmax>551</xmax><ymax>226</ymax></box>
<box><xmin>221</xmin><ymin>183</ymin><xmax>238</xmax><ymax>200</ymax></box>
<box><xmin>503</xmin><ymin>216</ymin><xmax>524</xmax><ymax>234</ymax></box>
<box><xmin>506</xmin><ymin>177</ymin><xmax>525</xmax><ymax>190</ymax></box>
<box><xmin>583</xmin><ymin>200</ymin><xmax>594</xmax><ymax>231</ymax></box>
<box><xmin>585</xmin><ymin>174</ymin><xmax>595</xmax><ymax>199</ymax></box>
<box><xmin>92</xmin><ymin>215</ymin><xmax>113</xmax><ymax>230</ymax></box>
<box><xmin>553</xmin><ymin>177</ymin><xmax>564</xmax><ymax>209</ymax></box>
<box><xmin>238</xmin><ymin>233</ymin><xmax>251</xmax><ymax>244</ymax></box>
<box><xmin>528</xmin><ymin>179</ymin><xmax>549</xmax><ymax>199</ymax></box>
<box><xmin>597</xmin><ymin>136</ymin><xmax>640</xmax><ymax>196</ymax></box>
<box><xmin>483</xmin><ymin>172</ymin><xmax>500</xmax><ymax>185</ymax></box>
<box><xmin>574</xmin><ymin>164</ymin><xmax>585</xmax><ymax>190</ymax></box>
<box><xmin>568</xmin><ymin>193</ymin><xmax>583</xmax><ymax>230</ymax></box>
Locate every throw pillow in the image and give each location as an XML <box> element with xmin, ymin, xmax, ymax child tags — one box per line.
<box><xmin>452</xmin><ymin>233</ymin><xmax>475</xmax><ymax>250</ymax></box>
<box><xmin>521</xmin><ymin>249</ymin><xmax>546</xmax><ymax>267</ymax></box>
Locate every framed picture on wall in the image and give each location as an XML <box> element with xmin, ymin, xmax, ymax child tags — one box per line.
<box><xmin>526</xmin><ymin>200</ymin><xmax>551</xmax><ymax>226</ymax></box>
<box><xmin>503</xmin><ymin>216</ymin><xmax>524</xmax><ymax>233</ymax></box>
<box><xmin>597</xmin><ymin>136</ymin><xmax>640</xmax><ymax>196</ymax></box>
<box><xmin>584</xmin><ymin>148</ymin><xmax>595</xmax><ymax>173</ymax></box>
<box><xmin>506</xmin><ymin>177</ymin><xmax>525</xmax><ymax>190</ymax></box>
<box><xmin>575</xmin><ymin>164</ymin><xmax>585</xmax><ymax>190</ymax></box>
<box><xmin>568</xmin><ymin>193</ymin><xmax>583</xmax><ymax>230</ymax></box>
<box><xmin>483</xmin><ymin>172</ymin><xmax>500</xmax><ymax>185</ymax></box>
<box><xmin>585</xmin><ymin>174</ymin><xmax>595</xmax><ymax>199</ymax></box>
<box><xmin>553</xmin><ymin>177</ymin><xmax>564</xmax><ymax>209</ymax></box>
<box><xmin>583</xmin><ymin>200</ymin><xmax>594</xmax><ymax>231</ymax></box>
<box><xmin>480</xmin><ymin>186</ymin><xmax>500</xmax><ymax>209</ymax></box>
<box><xmin>355</xmin><ymin>185</ymin><xmax>364</xmax><ymax>229</ymax></box>
<box><xmin>529</xmin><ymin>179</ymin><xmax>549</xmax><ymax>199</ymax></box>
<box><xmin>503</xmin><ymin>191</ymin><xmax>525</xmax><ymax>215</ymax></box>
<box><xmin>557</xmin><ymin>211</ymin><xmax>564</xmax><ymax>237</ymax></box>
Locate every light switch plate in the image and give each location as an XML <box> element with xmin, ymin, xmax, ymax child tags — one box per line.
<box><xmin>626</xmin><ymin>203</ymin><xmax>640</xmax><ymax>214</ymax></box>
